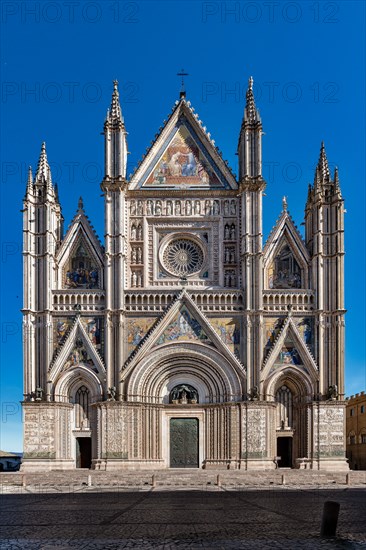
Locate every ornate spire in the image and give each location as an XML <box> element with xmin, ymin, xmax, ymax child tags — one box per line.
<box><xmin>244</xmin><ymin>76</ymin><xmax>260</xmax><ymax>124</ymax></box>
<box><xmin>35</xmin><ymin>142</ymin><xmax>52</xmax><ymax>187</ymax></box>
<box><xmin>103</xmin><ymin>80</ymin><xmax>128</xmax><ymax>180</ymax></box>
<box><xmin>316</xmin><ymin>141</ymin><xmax>331</xmax><ymax>184</ymax></box>
<box><xmin>334</xmin><ymin>166</ymin><xmax>339</xmax><ymax>187</ymax></box>
<box><xmin>107</xmin><ymin>80</ymin><xmax>123</xmax><ymax>124</ymax></box>
<box><xmin>333</xmin><ymin>166</ymin><xmax>342</xmax><ymax>198</ymax></box>
<box><xmin>282</xmin><ymin>195</ymin><xmax>288</xmax><ymax>212</ymax></box>
<box><xmin>54</xmin><ymin>182</ymin><xmax>60</xmax><ymax>202</ymax></box>
<box><xmin>306</xmin><ymin>182</ymin><xmax>313</xmax><ymax>207</ymax></box>
<box><xmin>27</xmin><ymin>166</ymin><xmax>33</xmax><ymax>192</ymax></box>
<box><xmin>78</xmin><ymin>196</ymin><xmax>84</xmax><ymax>211</ymax></box>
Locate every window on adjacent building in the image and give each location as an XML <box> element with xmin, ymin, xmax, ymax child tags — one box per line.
<box><xmin>361</xmin><ymin>434</ymin><xmax>366</xmax><ymax>444</ymax></box>
<box><xmin>350</xmin><ymin>408</ymin><xmax>354</xmax><ymax>416</ymax></box>
<box><xmin>361</xmin><ymin>405</ymin><xmax>365</xmax><ymax>414</ymax></box>
<box><xmin>350</xmin><ymin>435</ymin><xmax>356</xmax><ymax>445</ymax></box>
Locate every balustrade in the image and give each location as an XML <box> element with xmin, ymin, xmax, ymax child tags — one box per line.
<box><xmin>52</xmin><ymin>290</ymin><xmax>105</xmax><ymax>312</ymax></box>
<box><xmin>262</xmin><ymin>290</ymin><xmax>314</xmax><ymax>312</ymax></box>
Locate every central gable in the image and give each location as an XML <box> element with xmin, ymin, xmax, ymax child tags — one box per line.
<box><xmin>155</xmin><ymin>304</ymin><xmax>213</xmax><ymax>346</ymax></box>
<box><xmin>123</xmin><ymin>290</ymin><xmax>245</xmax><ymax>376</ymax></box>
<box><xmin>129</xmin><ymin>100</ymin><xmax>237</xmax><ymax>190</ymax></box>
<box><xmin>144</xmin><ymin>123</ymin><xmax>222</xmax><ymax>188</ymax></box>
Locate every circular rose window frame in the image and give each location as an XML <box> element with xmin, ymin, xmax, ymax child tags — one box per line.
<box><xmin>159</xmin><ymin>233</ymin><xmax>207</xmax><ymax>278</ymax></box>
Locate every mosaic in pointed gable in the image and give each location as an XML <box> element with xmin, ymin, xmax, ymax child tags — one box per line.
<box><xmin>296</xmin><ymin>317</ymin><xmax>314</xmax><ymax>354</ymax></box>
<box><xmin>62</xmin><ymin>337</ymin><xmax>98</xmax><ymax>373</ymax></box>
<box><xmin>145</xmin><ymin>125</ymin><xmax>220</xmax><ymax>187</ymax></box>
<box><xmin>64</xmin><ymin>241</ymin><xmax>99</xmax><ymax>289</ymax></box>
<box><xmin>126</xmin><ymin>317</ymin><xmax>157</xmax><ymax>356</ymax></box>
<box><xmin>81</xmin><ymin>317</ymin><xmax>104</xmax><ymax>357</ymax></box>
<box><xmin>156</xmin><ymin>306</ymin><xmax>212</xmax><ymax>346</ymax></box>
<box><xmin>268</xmin><ymin>241</ymin><xmax>302</xmax><ymax>289</ymax></box>
<box><xmin>209</xmin><ymin>317</ymin><xmax>241</xmax><ymax>357</ymax></box>
<box><xmin>271</xmin><ymin>333</ymin><xmax>304</xmax><ymax>372</ymax></box>
<box><xmin>54</xmin><ymin>317</ymin><xmax>73</xmax><ymax>350</ymax></box>
<box><xmin>263</xmin><ymin>317</ymin><xmax>284</xmax><ymax>357</ymax></box>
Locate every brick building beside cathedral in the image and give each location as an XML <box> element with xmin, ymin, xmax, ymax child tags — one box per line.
<box><xmin>21</xmin><ymin>78</ymin><xmax>348</xmax><ymax>471</ymax></box>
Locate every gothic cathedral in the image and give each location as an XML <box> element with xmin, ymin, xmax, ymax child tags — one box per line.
<box><xmin>22</xmin><ymin>78</ymin><xmax>348</xmax><ymax>471</ymax></box>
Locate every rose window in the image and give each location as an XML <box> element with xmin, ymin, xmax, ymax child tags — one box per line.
<box><xmin>162</xmin><ymin>238</ymin><xmax>204</xmax><ymax>276</ymax></box>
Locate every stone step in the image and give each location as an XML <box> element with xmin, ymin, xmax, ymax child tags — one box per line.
<box><xmin>1</xmin><ymin>470</ymin><xmax>365</xmax><ymax>488</ymax></box>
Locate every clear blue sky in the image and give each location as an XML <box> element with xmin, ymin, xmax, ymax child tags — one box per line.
<box><xmin>1</xmin><ymin>1</ymin><xmax>365</xmax><ymax>451</ymax></box>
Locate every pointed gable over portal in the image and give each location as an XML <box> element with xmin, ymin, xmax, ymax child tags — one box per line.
<box><xmin>129</xmin><ymin>98</ymin><xmax>237</xmax><ymax>190</ymax></box>
<box><xmin>263</xmin><ymin>200</ymin><xmax>310</xmax><ymax>289</ymax></box>
<box><xmin>56</xmin><ymin>198</ymin><xmax>104</xmax><ymax>289</ymax></box>
<box><xmin>123</xmin><ymin>290</ymin><xmax>245</xmax><ymax>377</ymax></box>
<box><xmin>261</xmin><ymin>316</ymin><xmax>318</xmax><ymax>383</ymax></box>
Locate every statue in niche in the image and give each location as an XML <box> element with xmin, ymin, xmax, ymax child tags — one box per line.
<box><xmin>230</xmin><ymin>200</ymin><xmax>236</xmax><ymax>215</ymax></box>
<box><xmin>224</xmin><ymin>225</ymin><xmax>230</xmax><ymax>240</ymax></box>
<box><xmin>271</xmin><ymin>244</ymin><xmax>301</xmax><ymax>289</ymax></box>
<box><xmin>137</xmin><ymin>247</ymin><xmax>142</xmax><ymax>263</ymax></box>
<box><xmin>175</xmin><ymin>201</ymin><xmax>181</xmax><ymax>216</ymax></box>
<box><xmin>205</xmin><ymin>200</ymin><xmax>211</xmax><ymax>215</ymax></box>
<box><xmin>155</xmin><ymin>201</ymin><xmax>162</xmax><ymax>215</ymax></box>
<box><xmin>171</xmin><ymin>387</ymin><xmax>180</xmax><ymax>401</ymax></box>
<box><xmin>131</xmin><ymin>248</ymin><xmax>137</xmax><ymax>263</ymax></box>
<box><xmin>230</xmin><ymin>224</ymin><xmax>236</xmax><ymax>240</ymax></box>
<box><xmin>147</xmin><ymin>201</ymin><xmax>153</xmax><ymax>215</ymax></box>
<box><xmin>137</xmin><ymin>225</ymin><xmax>143</xmax><ymax>240</ymax></box>
<box><xmin>230</xmin><ymin>250</ymin><xmax>235</xmax><ymax>263</ymax></box>
<box><xmin>137</xmin><ymin>201</ymin><xmax>143</xmax><ymax>215</ymax></box>
<box><xmin>35</xmin><ymin>387</ymin><xmax>44</xmax><ymax>401</ymax></box>
<box><xmin>327</xmin><ymin>384</ymin><xmax>338</xmax><ymax>400</ymax></box>
<box><xmin>225</xmin><ymin>248</ymin><xmax>230</xmax><ymax>263</ymax></box>
<box><xmin>185</xmin><ymin>200</ymin><xmax>192</xmax><ymax>215</ymax></box>
<box><xmin>213</xmin><ymin>200</ymin><xmax>220</xmax><ymax>215</ymax></box>
<box><xmin>170</xmin><ymin>384</ymin><xmax>199</xmax><ymax>403</ymax></box>
<box><xmin>248</xmin><ymin>386</ymin><xmax>259</xmax><ymax>401</ymax></box>
<box><xmin>81</xmin><ymin>417</ymin><xmax>90</xmax><ymax>429</ymax></box>
<box><xmin>166</xmin><ymin>201</ymin><xmax>173</xmax><ymax>216</ymax></box>
<box><xmin>131</xmin><ymin>225</ymin><xmax>137</xmax><ymax>240</ymax></box>
<box><xmin>224</xmin><ymin>200</ymin><xmax>229</xmax><ymax>216</ymax></box>
<box><xmin>130</xmin><ymin>201</ymin><xmax>136</xmax><ymax>215</ymax></box>
<box><xmin>131</xmin><ymin>272</ymin><xmax>137</xmax><ymax>287</ymax></box>
<box><xmin>108</xmin><ymin>386</ymin><xmax>116</xmax><ymax>401</ymax></box>
<box><xmin>194</xmin><ymin>200</ymin><xmax>201</xmax><ymax>215</ymax></box>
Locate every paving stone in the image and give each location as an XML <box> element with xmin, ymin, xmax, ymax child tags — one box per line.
<box><xmin>1</xmin><ymin>487</ymin><xmax>365</xmax><ymax>549</ymax></box>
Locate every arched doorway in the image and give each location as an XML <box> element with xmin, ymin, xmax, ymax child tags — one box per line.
<box><xmin>124</xmin><ymin>342</ymin><xmax>245</xmax><ymax>468</ymax></box>
<box><xmin>267</xmin><ymin>372</ymin><xmax>313</xmax><ymax>469</ymax></box>
<box><xmin>276</xmin><ymin>385</ymin><xmax>294</xmax><ymax>467</ymax></box>
<box><xmin>54</xmin><ymin>366</ymin><xmax>104</xmax><ymax>469</ymax></box>
<box><xmin>74</xmin><ymin>385</ymin><xmax>92</xmax><ymax>468</ymax></box>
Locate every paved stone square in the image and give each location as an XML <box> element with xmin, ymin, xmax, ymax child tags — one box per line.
<box><xmin>1</xmin><ymin>487</ymin><xmax>365</xmax><ymax>549</ymax></box>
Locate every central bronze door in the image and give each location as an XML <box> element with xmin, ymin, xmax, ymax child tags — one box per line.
<box><xmin>170</xmin><ymin>418</ymin><xmax>199</xmax><ymax>468</ymax></box>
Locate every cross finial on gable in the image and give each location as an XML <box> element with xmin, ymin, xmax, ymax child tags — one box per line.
<box><xmin>177</xmin><ymin>68</ymin><xmax>189</xmax><ymax>99</ymax></box>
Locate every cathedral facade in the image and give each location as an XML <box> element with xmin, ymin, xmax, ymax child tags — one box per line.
<box><xmin>21</xmin><ymin>78</ymin><xmax>348</xmax><ymax>471</ymax></box>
